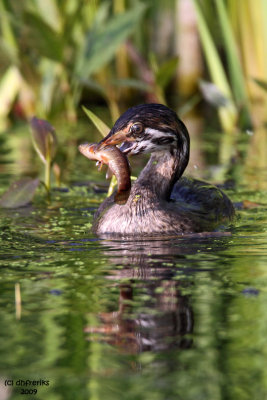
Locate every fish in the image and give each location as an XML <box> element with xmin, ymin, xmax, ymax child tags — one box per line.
<box><xmin>78</xmin><ymin>143</ymin><xmax>131</xmax><ymax>205</ymax></box>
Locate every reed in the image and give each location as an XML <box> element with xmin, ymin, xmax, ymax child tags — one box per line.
<box><xmin>0</xmin><ymin>0</ymin><xmax>266</xmax><ymax>136</ymax></box>
<box><xmin>192</xmin><ymin>0</ymin><xmax>238</xmax><ymax>133</ymax></box>
<box><xmin>0</xmin><ymin>0</ymin><xmax>146</xmax><ymax>130</ymax></box>
<box><xmin>192</xmin><ymin>0</ymin><xmax>267</xmax><ymax>129</ymax></box>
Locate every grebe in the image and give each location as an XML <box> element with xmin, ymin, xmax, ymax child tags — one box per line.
<box><xmin>92</xmin><ymin>103</ymin><xmax>234</xmax><ymax>236</ymax></box>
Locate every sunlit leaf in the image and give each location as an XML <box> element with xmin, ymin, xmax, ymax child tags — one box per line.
<box><xmin>155</xmin><ymin>57</ymin><xmax>179</xmax><ymax>89</ymax></box>
<box><xmin>30</xmin><ymin>117</ymin><xmax>57</xmax><ymax>163</ymax></box>
<box><xmin>0</xmin><ymin>66</ymin><xmax>21</xmax><ymax>129</ymax></box>
<box><xmin>76</xmin><ymin>3</ymin><xmax>146</xmax><ymax>77</ymax></box>
<box><xmin>214</xmin><ymin>0</ymin><xmax>249</xmax><ymax>106</ymax></box>
<box><xmin>107</xmin><ymin>175</ymin><xmax>117</xmax><ymax>197</ymax></box>
<box><xmin>149</xmin><ymin>52</ymin><xmax>159</xmax><ymax>74</ymax></box>
<box><xmin>192</xmin><ymin>0</ymin><xmax>238</xmax><ymax>132</ymax></box>
<box><xmin>178</xmin><ymin>94</ymin><xmax>201</xmax><ymax>117</ymax></box>
<box><xmin>82</xmin><ymin>106</ymin><xmax>110</xmax><ymax>137</ymax></box>
<box><xmin>199</xmin><ymin>80</ymin><xmax>230</xmax><ymax>107</ymax></box>
<box><xmin>253</xmin><ymin>78</ymin><xmax>267</xmax><ymax>92</ymax></box>
<box><xmin>32</xmin><ymin>0</ymin><xmax>62</xmax><ymax>32</ymax></box>
<box><xmin>24</xmin><ymin>12</ymin><xmax>63</xmax><ymax>61</ymax></box>
<box><xmin>90</xmin><ymin>1</ymin><xmax>110</xmax><ymax>29</ymax></box>
<box><xmin>0</xmin><ymin>0</ymin><xmax>18</xmax><ymax>60</ymax></box>
<box><xmin>0</xmin><ymin>178</ymin><xmax>40</xmax><ymax>208</ymax></box>
<box><xmin>192</xmin><ymin>0</ymin><xmax>232</xmax><ymax>97</ymax></box>
<box><xmin>39</xmin><ymin>59</ymin><xmax>59</xmax><ymax>114</ymax></box>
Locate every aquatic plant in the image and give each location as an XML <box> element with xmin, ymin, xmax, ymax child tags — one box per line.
<box><xmin>0</xmin><ymin>117</ymin><xmax>58</xmax><ymax>208</ymax></box>
<box><xmin>0</xmin><ymin>0</ymin><xmax>146</xmax><ymax>128</ymax></box>
<box><xmin>192</xmin><ymin>0</ymin><xmax>267</xmax><ymax>130</ymax></box>
<box><xmin>0</xmin><ymin>177</ymin><xmax>40</xmax><ymax>208</ymax></box>
<box><xmin>30</xmin><ymin>117</ymin><xmax>57</xmax><ymax>192</ymax></box>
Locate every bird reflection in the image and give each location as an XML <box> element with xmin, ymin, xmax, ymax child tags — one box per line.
<box><xmin>86</xmin><ymin>280</ymin><xmax>193</xmax><ymax>354</ymax></box>
<box><xmin>85</xmin><ymin>233</ymin><xmax>230</xmax><ymax>354</ymax></box>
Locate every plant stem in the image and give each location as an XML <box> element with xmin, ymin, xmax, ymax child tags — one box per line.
<box><xmin>107</xmin><ymin>175</ymin><xmax>117</xmax><ymax>197</ymax></box>
<box><xmin>45</xmin><ymin>159</ymin><xmax>51</xmax><ymax>193</ymax></box>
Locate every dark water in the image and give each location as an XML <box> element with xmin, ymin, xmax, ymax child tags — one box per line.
<box><xmin>1</xmin><ymin>125</ymin><xmax>267</xmax><ymax>400</ymax></box>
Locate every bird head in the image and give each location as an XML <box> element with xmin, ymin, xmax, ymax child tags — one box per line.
<box><xmin>99</xmin><ymin>103</ymin><xmax>190</xmax><ymax>177</ymax></box>
<box><xmin>99</xmin><ymin>103</ymin><xmax>189</xmax><ymax>155</ymax></box>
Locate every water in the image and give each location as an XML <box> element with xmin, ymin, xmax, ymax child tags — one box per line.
<box><xmin>1</xmin><ymin>125</ymin><xmax>267</xmax><ymax>400</ymax></box>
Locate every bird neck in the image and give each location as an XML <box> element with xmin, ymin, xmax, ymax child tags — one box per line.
<box><xmin>134</xmin><ymin>149</ymin><xmax>185</xmax><ymax>200</ymax></box>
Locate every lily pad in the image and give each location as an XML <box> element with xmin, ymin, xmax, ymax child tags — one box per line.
<box><xmin>0</xmin><ymin>178</ymin><xmax>40</xmax><ymax>208</ymax></box>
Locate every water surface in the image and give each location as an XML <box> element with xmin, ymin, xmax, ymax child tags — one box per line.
<box><xmin>0</xmin><ymin>124</ymin><xmax>267</xmax><ymax>400</ymax></box>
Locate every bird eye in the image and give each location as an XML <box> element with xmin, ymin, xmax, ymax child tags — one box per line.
<box><xmin>129</xmin><ymin>122</ymin><xmax>144</xmax><ymax>137</ymax></box>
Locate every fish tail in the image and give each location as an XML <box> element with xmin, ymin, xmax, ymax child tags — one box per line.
<box><xmin>114</xmin><ymin>189</ymin><xmax>130</xmax><ymax>205</ymax></box>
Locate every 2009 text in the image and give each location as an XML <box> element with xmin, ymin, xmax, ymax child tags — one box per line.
<box><xmin>20</xmin><ymin>389</ymin><xmax>37</xmax><ymax>395</ymax></box>
<box><xmin>2</xmin><ymin>379</ymin><xmax>50</xmax><ymax>397</ymax></box>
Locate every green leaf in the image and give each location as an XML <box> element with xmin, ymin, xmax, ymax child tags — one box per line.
<box><xmin>89</xmin><ymin>1</ymin><xmax>110</xmax><ymax>30</ymax></box>
<box><xmin>0</xmin><ymin>178</ymin><xmax>40</xmax><ymax>208</ymax></box>
<box><xmin>155</xmin><ymin>57</ymin><xmax>179</xmax><ymax>89</ymax></box>
<box><xmin>199</xmin><ymin>80</ymin><xmax>230</xmax><ymax>107</ymax></box>
<box><xmin>178</xmin><ymin>94</ymin><xmax>201</xmax><ymax>117</ymax></box>
<box><xmin>0</xmin><ymin>0</ymin><xmax>18</xmax><ymax>60</ymax></box>
<box><xmin>30</xmin><ymin>117</ymin><xmax>57</xmax><ymax>164</ymax></box>
<box><xmin>192</xmin><ymin>0</ymin><xmax>238</xmax><ymax>132</ymax></box>
<box><xmin>253</xmin><ymin>78</ymin><xmax>267</xmax><ymax>92</ymax></box>
<box><xmin>76</xmin><ymin>3</ymin><xmax>146</xmax><ymax>77</ymax></box>
<box><xmin>0</xmin><ymin>66</ymin><xmax>21</xmax><ymax>125</ymax></box>
<box><xmin>214</xmin><ymin>0</ymin><xmax>250</xmax><ymax>125</ymax></box>
<box><xmin>82</xmin><ymin>106</ymin><xmax>110</xmax><ymax>137</ymax></box>
<box><xmin>111</xmin><ymin>78</ymin><xmax>152</xmax><ymax>91</ymax></box>
<box><xmin>24</xmin><ymin>12</ymin><xmax>64</xmax><ymax>61</ymax></box>
<box><xmin>31</xmin><ymin>0</ymin><xmax>62</xmax><ymax>32</ymax></box>
<box><xmin>39</xmin><ymin>59</ymin><xmax>59</xmax><ymax>114</ymax></box>
<box><xmin>192</xmin><ymin>0</ymin><xmax>232</xmax><ymax>98</ymax></box>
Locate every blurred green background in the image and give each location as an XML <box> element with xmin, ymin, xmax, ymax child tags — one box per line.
<box><xmin>0</xmin><ymin>0</ymin><xmax>267</xmax><ymax>184</ymax></box>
